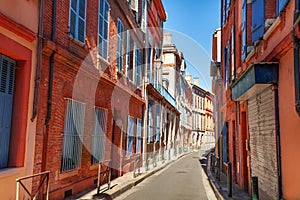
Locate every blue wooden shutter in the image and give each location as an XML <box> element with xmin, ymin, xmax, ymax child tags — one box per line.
<box><xmin>148</xmin><ymin>100</ymin><xmax>153</xmax><ymax>143</ymax></box>
<box><xmin>70</xmin><ymin>0</ymin><xmax>77</xmax><ymax>38</ymax></box>
<box><xmin>222</xmin><ymin>123</ymin><xmax>228</xmax><ymax>163</ymax></box>
<box><xmin>278</xmin><ymin>0</ymin><xmax>289</xmax><ymax>14</ymax></box>
<box><xmin>223</xmin><ymin>47</ymin><xmax>227</xmax><ymax>85</ymax></box>
<box><xmin>0</xmin><ymin>56</ymin><xmax>15</xmax><ymax>168</ymax></box>
<box><xmin>78</xmin><ymin>0</ymin><xmax>86</xmax><ymax>43</ymax></box>
<box><xmin>155</xmin><ymin>104</ymin><xmax>160</xmax><ymax>142</ymax></box>
<box><xmin>252</xmin><ymin>0</ymin><xmax>265</xmax><ymax>43</ymax></box>
<box><xmin>126</xmin><ymin>116</ymin><xmax>134</xmax><ymax>156</ymax></box>
<box><xmin>136</xmin><ymin>119</ymin><xmax>142</xmax><ymax>153</ymax></box>
<box><xmin>242</xmin><ymin>0</ymin><xmax>247</xmax><ymax>60</ymax></box>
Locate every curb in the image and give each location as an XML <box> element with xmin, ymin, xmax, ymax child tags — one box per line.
<box><xmin>205</xmin><ymin>153</ymin><xmax>225</xmax><ymax>200</ymax></box>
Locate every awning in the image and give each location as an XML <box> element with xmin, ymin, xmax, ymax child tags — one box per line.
<box><xmin>231</xmin><ymin>63</ymin><xmax>278</xmax><ymax>101</ymax></box>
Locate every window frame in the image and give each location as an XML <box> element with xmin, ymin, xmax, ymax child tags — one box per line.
<box><xmin>98</xmin><ymin>0</ymin><xmax>110</xmax><ymax>60</ymax></box>
<box><xmin>126</xmin><ymin>116</ymin><xmax>135</xmax><ymax>156</ymax></box>
<box><xmin>69</xmin><ymin>0</ymin><xmax>87</xmax><ymax>43</ymax></box>
<box><xmin>136</xmin><ymin>119</ymin><xmax>143</xmax><ymax>153</ymax></box>
<box><xmin>126</xmin><ymin>30</ymin><xmax>132</xmax><ymax>79</ymax></box>
<box><xmin>134</xmin><ymin>43</ymin><xmax>142</xmax><ymax>86</ymax></box>
<box><xmin>117</xmin><ymin>19</ymin><xmax>124</xmax><ymax>72</ymax></box>
<box><xmin>61</xmin><ymin>99</ymin><xmax>86</xmax><ymax>172</ymax></box>
<box><xmin>91</xmin><ymin>106</ymin><xmax>108</xmax><ymax>164</ymax></box>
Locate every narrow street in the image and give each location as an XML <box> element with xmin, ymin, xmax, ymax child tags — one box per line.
<box><xmin>115</xmin><ymin>151</ymin><xmax>216</xmax><ymax>200</ymax></box>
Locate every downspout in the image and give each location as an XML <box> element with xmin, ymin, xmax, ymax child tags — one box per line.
<box><xmin>274</xmin><ymin>84</ymin><xmax>283</xmax><ymax>200</ymax></box>
<box><xmin>42</xmin><ymin>0</ymin><xmax>57</xmax><ymax>174</ymax></box>
<box><xmin>31</xmin><ymin>0</ymin><xmax>44</xmax><ymax>121</ymax></box>
<box><xmin>294</xmin><ymin>0</ymin><xmax>300</xmax><ymax>116</ymax></box>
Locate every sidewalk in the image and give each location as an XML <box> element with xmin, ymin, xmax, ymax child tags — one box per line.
<box><xmin>204</xmin><ymin>152</ymin><xmax>251</xmax><ymax>200</ymax></box>
<box><xmin>66</xmin><ymin>152</ymin><xmax>192</xmax><ymax>200</ymax></box>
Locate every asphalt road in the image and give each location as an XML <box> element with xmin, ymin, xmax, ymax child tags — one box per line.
<box><xmin>115</xmin><ymin>151</ymin><xmax>216</xmax><ymax>200</ymax></box>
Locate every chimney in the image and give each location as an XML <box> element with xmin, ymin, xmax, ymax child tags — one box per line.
<box><xmin>185</xmin><ymin>73</ymin><xmax>192</xmax><ymax>84</ymax></box>
<box><xmin>194</xmin><ymin>77</ymin><xmax>199</xmax><ymax>86</ymax></box>
<box><xmin>163</xmin><ymin>32</ymin><xmax>173</xmax><ymax>45</ymax></box>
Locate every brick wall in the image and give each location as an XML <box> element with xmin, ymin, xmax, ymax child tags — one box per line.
<box><xmin>32</xmin><ymin>0</ymin><xmax>146</xmax><ymax>199</ymax></box>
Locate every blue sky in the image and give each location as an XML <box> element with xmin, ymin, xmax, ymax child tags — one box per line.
<box><xmin>162</xmin><ymin>0</ymin><xmax>220</xmax><ymax>91</ymax></box>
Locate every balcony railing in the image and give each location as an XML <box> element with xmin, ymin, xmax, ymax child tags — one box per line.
<box><xmin>146</xmin><ymin>72</ymin><xmax>176</xmax><ymax>108</ymax></box>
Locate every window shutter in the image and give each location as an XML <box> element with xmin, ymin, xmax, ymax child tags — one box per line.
<box><xmin>130</xmin><ymin>0</ymin><xmax>138</xmax><ymax>12</ymax></box>
<box><xmin>278</xmin><ymin>0</ymin><xmax>289</xmax><ymax>13</ymax></box>
<box><xmin>126</xmin><ymin>117</ymin><xmax>134</xmax><ymax>156</ymax></box>
<box><xmin>0</xmin><ymin>56</ymin><xmax>15</xmax><ymax>169</ymax></box>
<box><xmin>155</xmin><ymin>104</ymin><xmax>160</xmax><ymax>141</ymax></box>
<box><xmin>92</xmin><ymin>107</ymin><xmax>107</xmax><ymax>163</ymax></box>
<box><xmin>252</xmin><ymin>0</ymin><xmax>264</xmax><ymax>43</ymax></box>
<box><xmin>136</xmin><ymin>119</ymin><xmax>142</xmax><ymax>153</ymax></box>
<box><xmin>126</xmin><ymin>30</ymin><xmax>131</xmax><ymax>77</ymax></box>
<box><xmin>224</xmin><ymin>47</ymin><xmax>227</xmax><ymax>85</ymax></box>
<box><xmin>78</xmin><ymin>0</ymin><xmax>86</xmax><ymax>43</ymax></box>
<box><xmin>141</xmin><ymin>0</ymin><xmax>147</xmax><ymax>32</ymax></box>
<box><xmin>70</xmin><ymin>10</ymin><xmax>76</xmax><ymax>38</ymax></box>
<box><xmin>242</xmin><ymin>0</ymin><xmax>247</xmax><ymax>60</ymax></box>
<box><xmin>148</xmin><ymin>100</ymin><xmax>153</xmax><ymax>143</ymax></box>
<box><xmin>231</xmin><ymin>26</ymin><xmax>235</xmax><ymax>81</ymax></box>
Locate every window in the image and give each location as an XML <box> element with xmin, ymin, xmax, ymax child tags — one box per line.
<box><xmin>252</xmin><ymin>0</ymin><xmax>265</xmax><ymax>43</ymax></box>
<box><xmin>69</xmin><ymin>0</ymin><xmax>86</xmax><ymax>43</ymax></box>
<box><xmin>141</xmin><ymin>0</ymin><xmax>147</xmax><ymax>32</ymax></box>
<box><xmin>129</xmin><ymin>0</ymin><xmax>139</xmax><ymax>22</ymax></box>
<box><xmin>134</xmin><ymin>43</ymin><xmax>142</xmax><ymax>86</ymax></box>
<box><xmin>278</xmin><ymin>0</ymin><xmax>289</xmax><ymax>14</ymax></box>
<box><xmin>126</xmin><ymin>30</ymin><xmax>132</xmax><ymax>79</ymax></box>
<box><xmin>155</xmin><ymin>103</ymin><xmax>161</xmax><ymax>142</ymax></box>
<box><xmin>0</xmin><ymin>56</ymin><xmax>15</xmax><ymax>169</ymax></box>
<box><xmin>126</xmin><ymin>116</ymin><xmax>135</xmax><ymax>156</ymax></box>
<box><xmin>92</xmin><ymin>107</ymin><xmax>107</xmax><ymax>164</ymax></box>
<box><xmin>231</xmin><ymin>26</ymin><xmax>235</xmax><ymax>81</ymax></box>
<box><xmin>241</xmin><ymin>0</ymin><xmax>247</xmax><ymax>60</ymax></box>
<box><xmin>222</xmin><ymin>0</ymin><xmax>231</xmax><ymax>26</ymax></box>
<box><xmin>136</xmin><ymin>119</ymin><xmax>142</xmax><ymax>153</ymax></box>
<box><xmin>61</xmin><ymin>100</ymin><xmax>85</xmax><ymax>172</ymax></box>
<box><xmin>148</xmin><ymin>100</ymin><xmax>154</xmax><ymax>143</ymax></box>
<box><xmin>117</xmin><ymin>19</ymin><xmax>124</xmax><ymax>72</ymax></box>
<box><xmin>98</xmin><ymin>0</ymin><xmax>110</xmax><ymax>60</ymax></box>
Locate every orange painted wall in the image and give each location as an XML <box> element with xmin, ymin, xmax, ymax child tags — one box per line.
<box><xmin>278</xmin><ymin>49</ymin><xmax>300</xmax><ymax>199</ymax></box>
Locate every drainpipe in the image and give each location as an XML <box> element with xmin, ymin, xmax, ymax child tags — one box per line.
<box><xmin>31</xmin><ymin>0</ymin><xmax>44</xmax><ymax>121</ymax></box>
<box><xmin>274</xmin><ymin>84</ymin><xmax>283</xmax><ymax>200</ymax></box>
<box><xmin>294</xmin><ymin>0</ymin><xmax>300</xmax><ymax>116</ymax></box>
<box><xmin>42</xmin><ymin>0</ymin><xmax>57</xmax><ymax>175</ymax></box>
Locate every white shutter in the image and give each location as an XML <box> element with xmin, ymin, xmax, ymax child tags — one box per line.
<box><xmin>130</xmin><ymin>0</ymin><xmax>138</xmax><ymax>12</ymax></box>
<box><xmin>141</xmin><ymin>0</ymin><xmax>147</xmax><ymax>32</ymax></box>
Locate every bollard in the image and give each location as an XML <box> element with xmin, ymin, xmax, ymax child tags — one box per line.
<box><xmin>227</xmin><ymin>162</ymin><xmax>232</xmax><ymax>197</ymax></box>
<box><xmin>252</xmin><ymin>176</ymin><xmax>259</xmax><ymax>200</ymax></box>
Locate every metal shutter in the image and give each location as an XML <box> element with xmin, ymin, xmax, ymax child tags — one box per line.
<box><xmin>248</xmin><ymin>86</ymin><xmax>279</xmax><ymax>200</ymax></box>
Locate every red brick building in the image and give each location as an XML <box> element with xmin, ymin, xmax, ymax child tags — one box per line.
<box><xmin>0</xmin><ymin>1</ymin><xmax>39</xmax><ymax>199</ymax></box>
<box><xmin>31</xmin><ymin>0</ymin><xmax>165</xmax><ymax>199</ymax></box>
<box><xmin>220</xmin><ymin>0</ymin><xmax>300</xmax><ymax>199</ymax></box>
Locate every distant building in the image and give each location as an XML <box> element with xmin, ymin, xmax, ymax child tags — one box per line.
<box><xmin>162</xmin><ymin>32</ymin><xmax>192</xmax><ymax>153</ymax></box>
<box><xmin>190</xmin><ymin>79</ymin><xmax>206</xmax><ymax>149</ymax></box>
